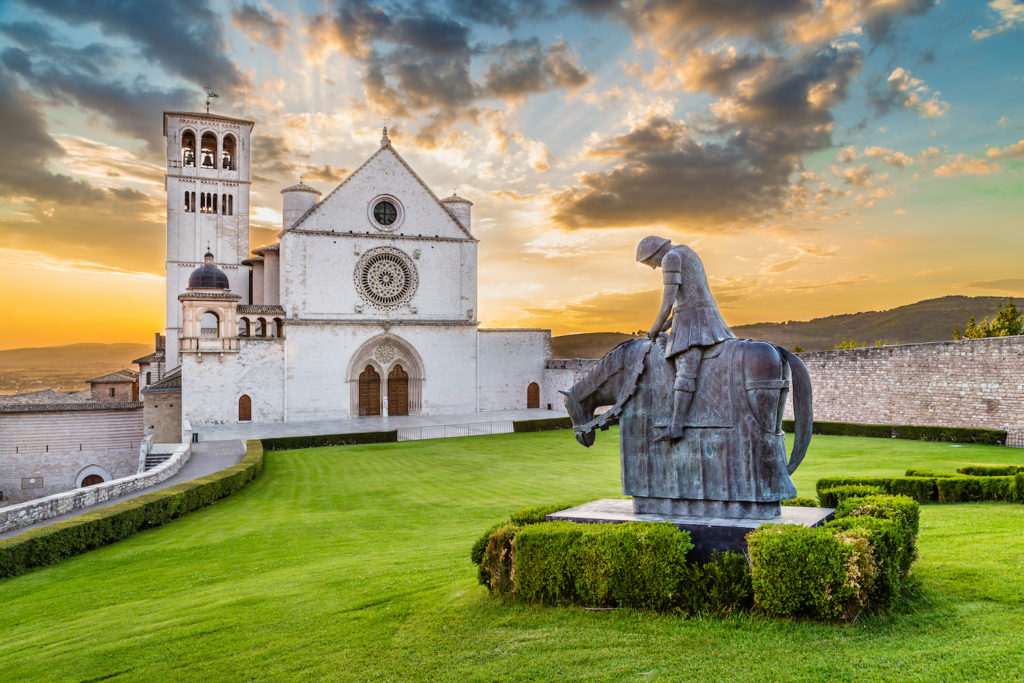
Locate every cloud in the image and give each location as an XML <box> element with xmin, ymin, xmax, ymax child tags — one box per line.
<box><xmin>838</xmin><ymin>164</ymin><xmax>875</xmax><ymax>185</ymax></box>
<box><xmin>864</xmin><ymin>145</ymin><xmax>912</xmax><ymax>167</ymax></box>
<box><xmin>31</xmin><ymin>0</ymin><xmax>246</xmax><ymax>93</ymax></box>
<box><xmin>959</xmin><ymin>278</ymin><xmax>1024</xmax><ymax>293</ymax></box>
<box><xmin>986</xmin><ymin>138</ymin><xmax>1024</xmax><ymax>159</ymax></box>
<box><xmin>869</xmin><ymin>67</ymin><xmax>949</xmax><ymax>118</ymax></box>
<box><xmin>446</xmin><ymin>0</ymin><xmax>549</xmax><ymax>29</ymax></box>
<box><xmin>483</xmin><ymin>39</ymin><xmax>590</xmax><ymax>101</ymax></box>
<box><xmin>972</xmin><ymin>0</ymin><xmax>1024</xmax><ymax>39</ymax></box>
<box><xmin>837</xmin><ymin>145</ymin><xmax>857</xmax><ymax>162</ymax></box>
<box><xmin>934</xmin><ymin>154</ymin><xmax>999</xmax><ymax>176</ymax></box>
<box><xmin>0</xmin><ymin>66</ymin><xmax>100</xmax><ymax>204</ymax></box>
<box><xmin>231</xmin><ymin>3</ymin><xmax>288</xmax><ymax>50</ymax></box>
<box><xmin>789</xmin><ymin>0</ymin><xmax>936</xmax><ymax>46</ymax></box>
<box><xmin>551</xmin><ymin>45</ymin><xmax>861</xmax><ymax>230</ymax></box>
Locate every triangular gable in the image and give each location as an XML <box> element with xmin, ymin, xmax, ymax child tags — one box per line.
<box><xmin>287</xmin><ymin>143</ymin><xmax>475</xmax><ymax>240</ymax></box>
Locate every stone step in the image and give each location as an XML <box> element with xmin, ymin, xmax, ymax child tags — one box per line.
<box><xmin>144</xmin><ymin>453</ymin><xmax>172</xmax><ymax>470</ymax></box>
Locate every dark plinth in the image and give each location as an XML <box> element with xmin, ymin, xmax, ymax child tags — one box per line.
<box><xmin>546</xmin><ymin>499</ymin><xmax>835</xmax><ymax>563</ymax></box>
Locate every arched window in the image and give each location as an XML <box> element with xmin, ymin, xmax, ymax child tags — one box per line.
<box><xmin>184</xmin><ymin>192</ymin><xmax>190</xmax><ymax>212</ymax></box>
<box><xmin>200</xmin><ymin>193</ymin><xmax>206</xmax><ymax>212</ymax></box>
<box><xmin>222</xmin><ymin>134</ymin><xmax>236</xmax><ymax>170</ymax></box>
<box><xmin>238</xmin><ymin>317</ymin><xmax>251</xmax><ymax>337</ymax></box>
<box><xmin>213</xmin><ymin>193</ymin><xmax>218</xmax><ymax>213</ymax></box>
<box><xmin>257</xmin><ymin>317</ymin><xmax>267</xmax><ymax>336</ymax></box>
<box><xmin>238</xmin><ymin>394</ymin><xmax>251</xmax><ymax>422</ymax></box>
<box><xmin>527</xmin><ymin>382</ymin><xmax>540</xmax><ymax>409</ymax></box>
<box><xmin>82</xmin><ymin>474</ymin><xmax>104</xmax><ymax>486</ymax></box>
<box><xmin>221</xmin><ymin>193</ymin><xmax>227</xmax><ymax>215</ymax></box>
<box><xmin>146</xmin><ymin>371</ymin><xmax>152</xmax><ymax>385</ymax></box>
<box><xmin>273</xmin><ymin>317</ymin><xmax>284</xmax><ymax>338</ymax></box>
<box><xmin>200</xmin><ymin>132</ymin><xmax>217</xmax><ymax>168</ymax></box>
<box><xmin>181</xmin><ymin>130</ymin><xmax>196</xmax><ymax>167</ymax></box>
<box><xmin>200</xmin><ymin>311</ymin><xmax>220</xmax><ymax>338</ymax></box>
<box><xmin>191</xmin><ymin>191</ymin><xmax>196</xmax><ymax>211</ymax></box>
<box><xmin>228</xmin><ymin>195</ymin><xmax>233</xmax><ymax>215</ymax></box>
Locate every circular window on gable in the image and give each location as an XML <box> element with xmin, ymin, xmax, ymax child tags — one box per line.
<box><xmin>368</xmin><ymin>195</ymin><xmax>404</xmax><ymax>232</ymax></box>
<box><xmin>354</xmin><ymin>247</ymin><xmax>418</xmax><ymax>309</ymax></box>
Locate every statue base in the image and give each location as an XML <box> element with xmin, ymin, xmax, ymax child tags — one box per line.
<box><xmin>632</xmin><ymin>496</ymin><xmax>780</xmax><ymax>519</ymax></box>
<box><xmin>546</xmin><ymin>498</ymin><xmax>834</xmax><ymax>563</ymax></box>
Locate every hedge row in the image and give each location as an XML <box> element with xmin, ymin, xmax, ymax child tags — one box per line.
<box><xmin>473</xmin><ymin>494</ymin><xmax>918</xmax><ymax>620</ymax></box>
<box><xmin>956</xmin><ymin>464</ymin><xmax>1024</xmax><ymax>476</ymax></box>
<box><xmin>0</xmin><ymin>440</ymin><xmax>265</xmax><ymax>579</ymax></box>
<box><xmin>512</xmin><ymin>417</ymin><xmax>573</xmax><ymax>433</ymax></box>
<box><xmin>816</xmin><ymin>473</ymin><xmax>1024</xmax><ymax>504</ymax></box>
<box><xmin>260</xmin><ymin>430</ymin><xmax>397</xmax><ymax>451</ymax></box>
<box><xmin>781</xmin><ymin>420</ymin><xmax>1006</xmax><ymax>445</ymax></box>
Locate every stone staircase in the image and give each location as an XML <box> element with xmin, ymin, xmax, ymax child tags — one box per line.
<box><xmin>144</xmin><ymin>452</ymin><xmax>172</xmax><ymax>470</ymax></box>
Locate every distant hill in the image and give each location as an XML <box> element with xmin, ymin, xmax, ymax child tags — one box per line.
<box><xmin>732</xmin><ymin>296</ymin><xmax>1018</xmax><ymax>351</ymax></box>
<box><xmin>550</xmin><ymin>296</ymin><xmax>1018</xmax><ymax>358</ymax></box>
<box><xmin>550</xmin><ymin>332</ymin><xmax>641</xmax><ymax>359</ymax></box>
<box><xmin>0</xmin><ymin>342</ymin><xmax>151</xmax><ymax>394</ymax></box>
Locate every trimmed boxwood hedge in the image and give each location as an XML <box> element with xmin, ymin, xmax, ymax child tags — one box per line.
<box><xmin>0</xmin><ymin>440</ymin><xmax>265</xmax><ymax>580</ymax></box>
<box><xmin>956</xmin><ymin>465</ymin><xmax>1024</xmax><ymax>476</ymax></box>
<box><xmin>474</xmin><ymin>495</ymin><xmax>918</xmax><ymax>621</ymax></box>
<box><xmin>781</xmin><ymin>420</ymin><xmax>1006</xmax><ymax>445</ymax></box>
<box><xmin>818</xmin><ymin>473</ymin><xmax>1024</xmax><ymax>504</ymax></box>
<box><xmin>512</xmin><ymin>417</ymin><xmax>573</xmax><ymax>433</ymax></box>
<box><xmin>260</xmin><ymin>430</ymin><xmax>397</xmax><ymax>451</ymax></box>
<box><xmin>818</xmin><ymin>484</ymin><xmax>885</xmax><ymax>508</ymax></box>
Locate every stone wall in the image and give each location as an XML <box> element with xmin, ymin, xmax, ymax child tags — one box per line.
<box><xmin>478</xmin><ymin>329</ymin><xmax>551</xmax><ymax>411</ymax></box>
<box><xmin>0</xmin><ymin>405</ymin><xmax>144</xmax><ymax>505</ymax></box>
<box><xmin>144</xmin><ymin>390</ymin><xmax>183</xmax><ymax>443</ymax></box>
<box><xmin>0</xmin><ymin>435</ymin><xmax>191</xmax><ymax>535</ymax></box>
<box><xmin>785</xmin><ymin>336</ymin><xmax>1024</xmax><ymax>441</ymax></box>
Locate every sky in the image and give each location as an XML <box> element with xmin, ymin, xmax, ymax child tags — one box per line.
<box><xmin>0</xmin><ymin>0</ymin><xmax>1022</xmax><ymax>350</ymax></box>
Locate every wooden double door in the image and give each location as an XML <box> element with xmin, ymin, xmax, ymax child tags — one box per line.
<box><xmin>358</xmin><ymin>364</ymin><xmax>409</xmax><ymax>416</ymax></box>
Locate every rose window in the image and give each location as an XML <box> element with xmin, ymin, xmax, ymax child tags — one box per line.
<box><xmin>355</xmin><ymin>247</ymin><xmax>418</xmax><ymax>309</ymax></box>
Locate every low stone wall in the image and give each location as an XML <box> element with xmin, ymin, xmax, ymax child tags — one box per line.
<box><xmin>0</xmin><ymin>432</ymin><xmax>192</xmax><ymax>535</ymax></box>
<box><xmin>786</xmin><ymin>336</ymin><xmax>1024</xmax><ymax>444</ymax></box>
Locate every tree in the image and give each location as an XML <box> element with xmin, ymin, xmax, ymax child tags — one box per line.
<box><xmin>833</xmin><ymin>338</ymin><xmax>866</xmax><ymax>350</ymax></box>
<box><xmin>953</xmin><ymin>300</ymin><xmax>1022</xmax><ymax>339</ymax></box>
<box><xmin>792</xmin><ymin>343</ymin><xmax>805</xmax><ymax>353</ymax></box>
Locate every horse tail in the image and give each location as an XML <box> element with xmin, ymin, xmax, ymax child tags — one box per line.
<box><xmin>777</xmin><ymin>347</ymin><xmax>813</xmax><ymax>475</ymax></box>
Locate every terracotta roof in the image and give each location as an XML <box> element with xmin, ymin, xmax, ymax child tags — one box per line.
<box><xmin>0</xmin><ymin>401</ymin><xmax>142</xmax><ymax>413</ymax></box>
<box><xmin>252</xmin><ymin>242</ymin><xmax>280</xmax><ymax>254</ymax></box>
<box><xmin>144</xmin><ymin>367</ymin><xmax>182</xmax><ymax>392</ymax></box>
<box><xmin>0</xmin><ymin>389</ymin><xmax>93</xmax><ymax>405</ymax></box>
<box><xmin>132</xmin><ymin>351</ymin><xmax>164</xmax><ymax>364</ymax></box>
<box><xmin>87</xmin><ymin>370</ymin><xmax>137</xmax><ymax>384</ymax></box>
<box><xmin>288</xmin><ymin>143</ymin><xmax>475</xmax><ymax>240</ymax></box>
<box><xmin>237</xmin><ymin>304</ymin><xmax>286</xmax><ymax>315</ymax></box>
<box><xmin>442</xmin><ymin>192</ymin><xmax>473</xmax><ymax>206</ymax></box>
<box><xmin>281</xmin><ymin>181</ymin><xmax>321</xmax><ymax>195</ymax></box>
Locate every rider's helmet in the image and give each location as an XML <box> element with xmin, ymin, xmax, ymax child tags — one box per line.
<box><xmin>636</xmin><ymin>235</ymin><xmax>671</xmax><ymax>264</ymax></box>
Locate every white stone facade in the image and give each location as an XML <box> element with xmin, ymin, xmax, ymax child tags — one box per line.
<box><xmin>173</xmin><ymin>125</ymin><xmax>560</xmax><ymax>434</ymax></box>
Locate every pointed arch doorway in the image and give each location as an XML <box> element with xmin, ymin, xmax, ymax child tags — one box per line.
<box><xmin>358</xmin><ymin>365</ymin><xmax>381</xmax><ymax>416</ymax></box>
<box><xmin>388</xmin><ymin>365</ymin><xmax>409</xmax><ymax>416</ymax></box>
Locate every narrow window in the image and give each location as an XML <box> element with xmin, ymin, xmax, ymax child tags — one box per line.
<box><xmin>221</xmin><ymin>193</ymin><xmax>227</xmax><ymax>215</ymax></box>
<box><xmin>200</xmin><ymin>132</ymin><xmax>217</xmax><ymax>168</ymax></box>
<box><xmin>228</xmin><ymin>195</ymin><xmax>233</xmax><ymax>215</ymax></box>
<box><xmin>184</xmin><ymin>192</ymin><xmax>190</xmax><ymax>212</ymax></box>
<box><xmin>191</xmin><ymin>191</ymin><xmax>196</xmax><ymax>212</ymax></box>
<box><xmin>181</xmin><ymin>130</ymin><xmax>196</xmax><ymax>167</ymax></box>
<box><xmin>146</xmin><ymin>371</ymin><xmax>152</xmax><ymax>384</ymax></box>
<box><xmin>213</xmin><ymin>194</ymin><xmax>217</xmax><ymax>213</ymax></box>
<box><xmin>109</xmin><ymin>387</ymin><xmax>116</xmax><ymax>398</ymax></box>
<box><xmin>200</xmin><ymin>193</ymin><xmax>206</xmax><ymax>212</ymax></box>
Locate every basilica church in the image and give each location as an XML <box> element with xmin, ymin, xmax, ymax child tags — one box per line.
<box><xmin>139</xmin><ymin>110</ymin><xmax>555</xmax><ymax>440</ymax></box>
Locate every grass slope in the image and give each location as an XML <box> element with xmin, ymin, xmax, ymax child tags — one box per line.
<box><xmin>550</xmin><ymin>332</ymin><xmax>640</xmax><ymax>359</ymax></box>
<box><xmin>2</xmin><ymin>431</ymin><xmax>1023</xmax><ymax>681</ymax></box>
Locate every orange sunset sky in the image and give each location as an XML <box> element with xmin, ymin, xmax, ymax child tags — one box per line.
<box><xmin>1</xmin><ymin>0</ymin><xmax>1022</xmax><ymax>350</ymax></box>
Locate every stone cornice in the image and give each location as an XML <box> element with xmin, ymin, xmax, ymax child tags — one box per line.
<box><xmin>283</xmin><ymin>229</ymin><xmax>475</xmax><ymax>244</ymax></box>
<box><xmin>288</xmin><ymin>318</ymin><xmax>478</xmax><ymax>327</ymax></box>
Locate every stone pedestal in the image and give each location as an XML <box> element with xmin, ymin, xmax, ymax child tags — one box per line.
<box><xmin>546</xmin><ymin>498</ymin><xmax>834</xmax><ymax>563</ymax></box>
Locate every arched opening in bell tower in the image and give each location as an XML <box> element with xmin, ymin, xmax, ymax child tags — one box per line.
<box><xmin>222</xmin><ymin>134</ymin><xmax>236</xmax><ymax>170</ymax></box>
<box><xmin>181</xmin><ymin>130</ymin><xmax>196</xmax><ymax>167</ymax></box>
<box><xmin>200</xmin><ymin>132</ymin><xmax>217</xmax><ymax>168</ymax></box>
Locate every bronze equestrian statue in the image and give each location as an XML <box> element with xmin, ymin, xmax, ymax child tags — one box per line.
<box><xmin>562</xmin><ymin>237</ymin><xmax>813</xmax><ymax>520</ymax></box>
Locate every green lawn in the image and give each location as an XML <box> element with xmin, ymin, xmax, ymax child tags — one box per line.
<box><xmin>2</xmin><ymin>431</ymin><xmax>1023</xmax><ymax>681</ymax></box>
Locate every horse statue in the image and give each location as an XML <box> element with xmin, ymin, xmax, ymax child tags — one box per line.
<box><xmin>562</xmin><ymin>336</ymin><xmax>812</xmax><ymax>519</ymax></box>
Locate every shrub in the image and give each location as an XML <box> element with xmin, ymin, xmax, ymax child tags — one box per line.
<box><xmin>826</xmin><ymin>516</ymin><xmax>906</xmax><ymax>610</ymax></box>
<box><xmin>471</xmin><ymin>502</ymin><xmax>583</xmax><ymax>569</ymax></box>
<box><xmin>676</xmin><ymin>551</ymin><xmax>752</xmax><ymax>615</ymax></box>
<box><xmin>512</xmin><ymin>417</ymin><xmax>573</xmax><ymax>433</ymax></box>
<box><xmin>1017</xmin><ymin>474</ymin><xmax>1024</xmax><ymax>503</ymax></box>
<box><xmin>936</xmin><ymin>476</ymin><xmax>1017</xmax><ymax>503</ymax></box>
<box><xmin>815</xmin><ymin>477</ymin><xmax>937</xmax><ymax>503</ymax></box>
<box><xmin>746</xmin><ymin>524</ymin><xmax>872</xmax><ymax>620</ymax></box>
<box><xmin>781</xmin><ymin>497</ymin><xmax>818</xmax><ymax>507</ymax></box>
<box><xmin>781</xmin><ymin>420</ymin><xmax>1006</xmax><ymax>445</ymax></box>
<box><xmin>835</xmin><ymin>494</ymin><xmax>919</xmax><ymax>569</ymax></box>
<box><xmin>260</xmin><ymin>430</ymin><xmax>396</xmax><ymax>451</ymax></box>
<box><xmin>515</xmin><ymin>521</ymin><xmax>692</xmax><ymax>610</ymax></box>
<box><xmin>480</xmin><ymin>523</ymin><xmax>521</xmax><ymax>596</ymax></box>
<box><xmin>0</xmin><ymin>440</ymin><xmax>264</xmax><ymax>580</ymax></box>
<box><xmin>818</xmin><ymin>484</ymin><xmax>884</xmax><ymax>508</ymax></box>
<box><xmin>904</xmin><ymin>468</ymin><xmax>958</xmax><ymax>478</ymax></box>
<box><xmin>956</xmin><ymin>465</ymin><xmax>1024</xmax><ymax>476</ymax></box>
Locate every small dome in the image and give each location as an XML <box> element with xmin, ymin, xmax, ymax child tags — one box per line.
<box><xmin>442</xmin><ymin>192</ymin><xmax>473</xmax><ymax>205</ymax></box>
<box><xmin>188</xmin><ymin>252</ymin><xmax>230</xmax><ymax>290</ymax></box>
<box><xmin>280</xmin><ymin>180</ymin><xmax>321</xmax><ymax>195</ymax></box>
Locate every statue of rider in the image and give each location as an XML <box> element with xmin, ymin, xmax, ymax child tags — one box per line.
<box><xmin>636</xmin><ymin>236</ymin><xmax>736</xmax><ymax>442</ymax></box>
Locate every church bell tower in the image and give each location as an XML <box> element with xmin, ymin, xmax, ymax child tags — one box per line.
<box><xmin>162</xmin><ymin>110</ymin><xmax>254</xmax><ymax>363</ymax></box>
